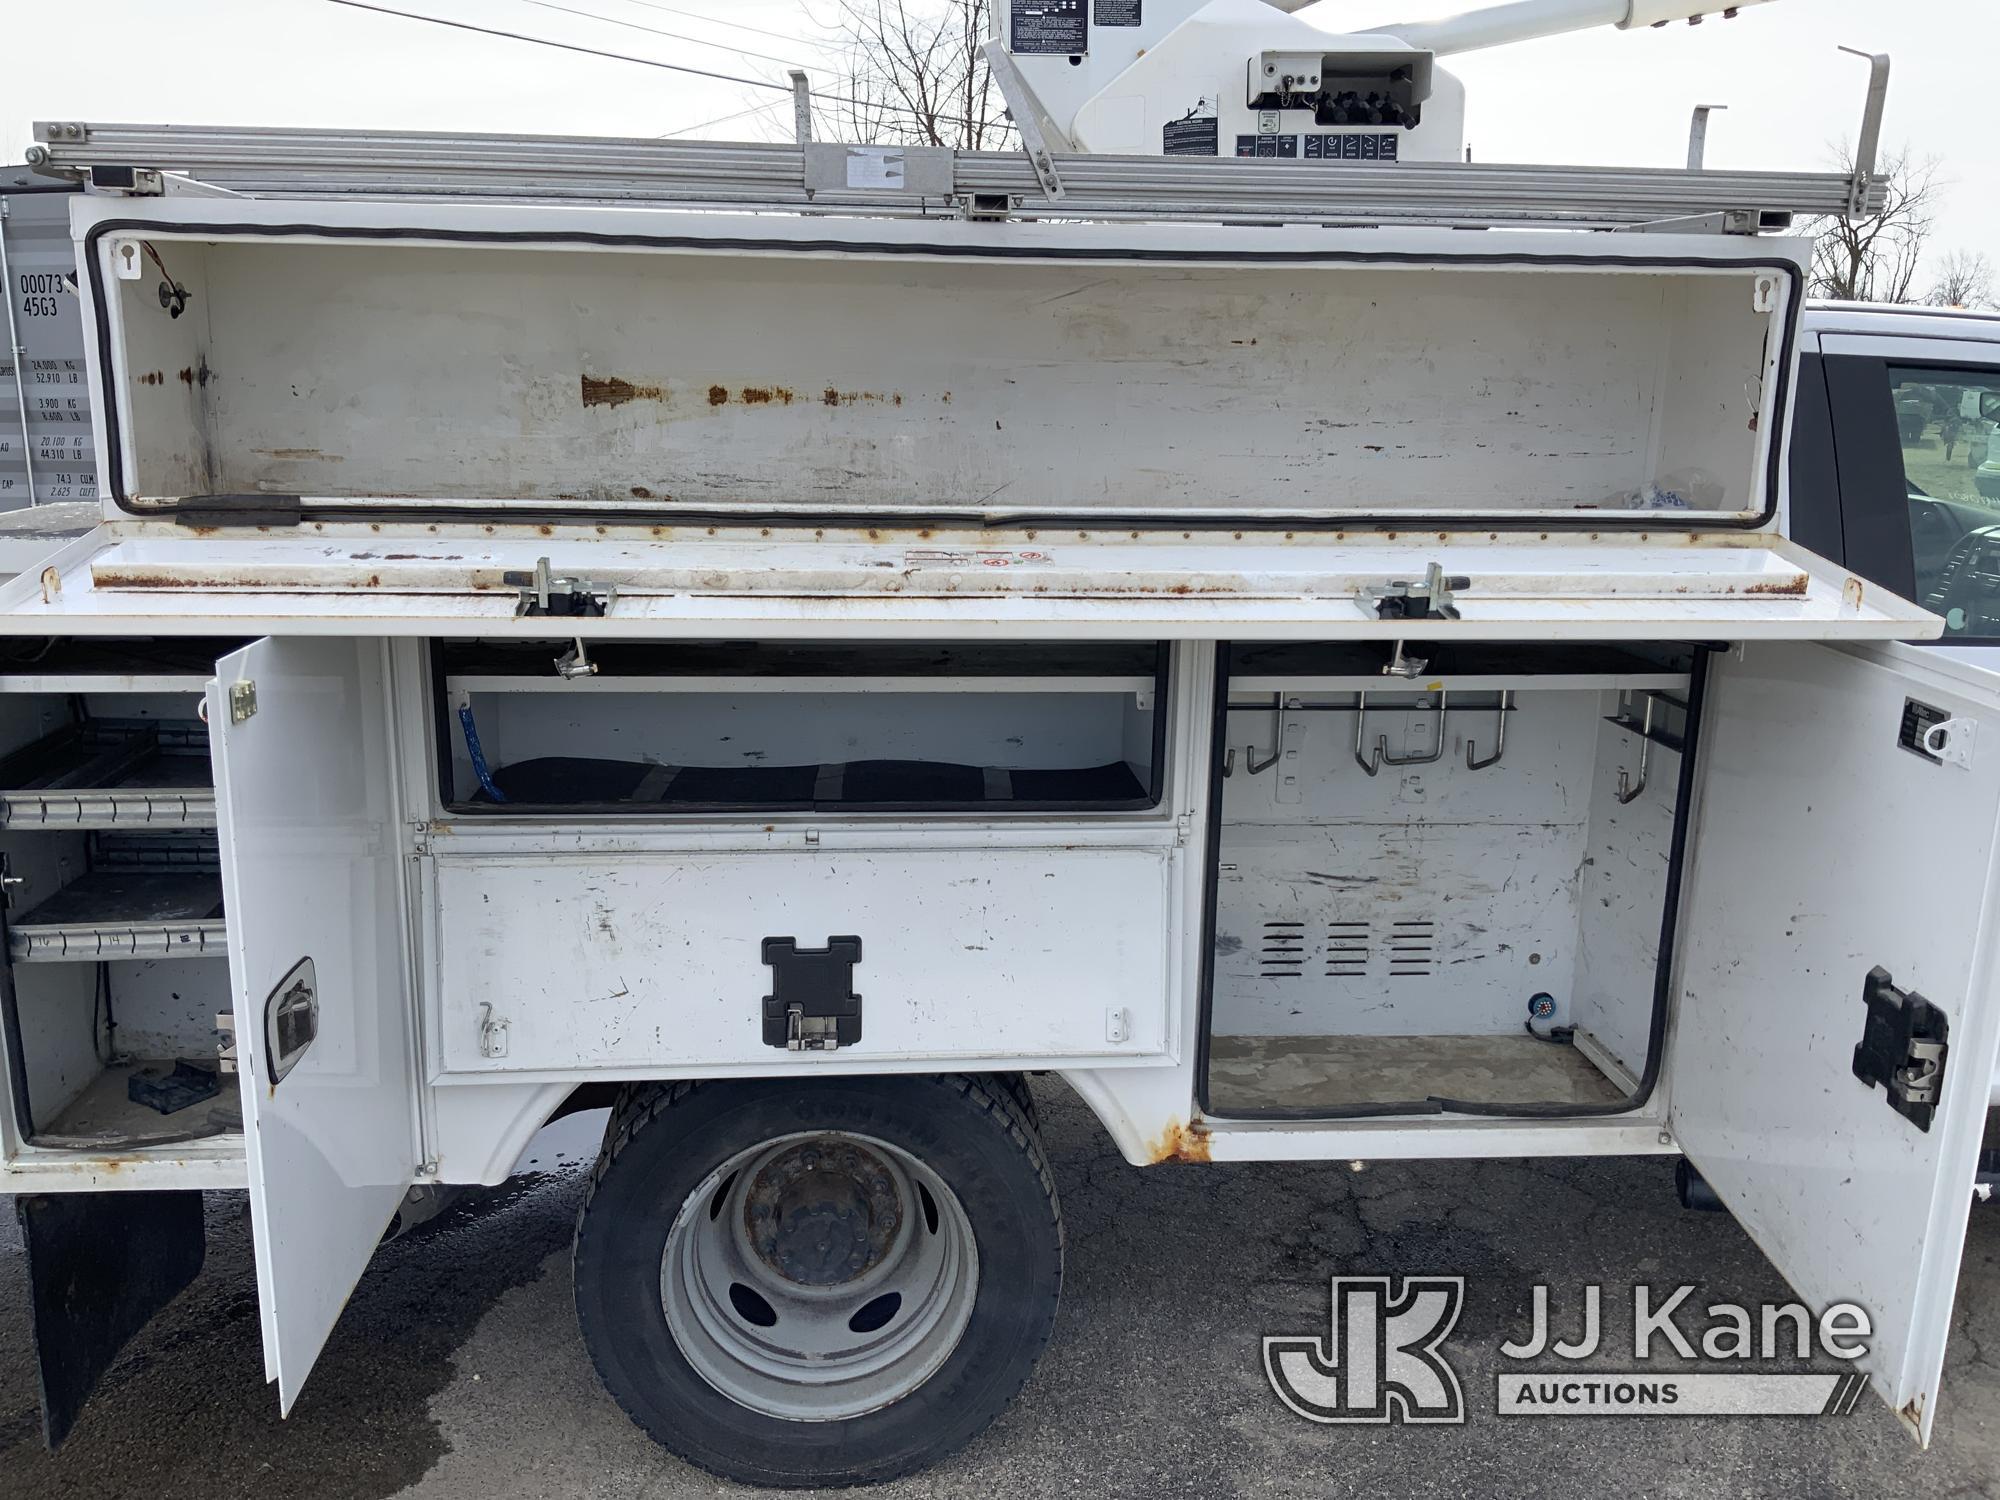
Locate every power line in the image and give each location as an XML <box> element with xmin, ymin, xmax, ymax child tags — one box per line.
<box><xmin>508</xmin><ymin>0</ymin><xmax>817</xmax><ymax>72</ymax></box>
<box><xmin>320</xmin><ymin>0</ymin><xmax>792</xmax><ymax>92</ymax></box>
<box><xmin>658</xmin><ymin>98</ymin><xmax>787</xmax><ymax>139</ymax></box>
<box><xmin>607</xmin><ymin>0</ymin><xmax>844</xmax><ymax>50</ymax></box>
<box><xmin>320</xmin><ymin>0</ymin><xmax>939</xmax><ymax>124</ymax></box>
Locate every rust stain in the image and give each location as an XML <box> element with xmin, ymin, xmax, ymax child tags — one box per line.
<box><xmin>138</xmin><ymin>371</ymin><xmax>164</xmax><ymax>385</ymax></box>
<box><xmin>1744</xmin><ymin>573</ymin><xmax>1810</xmax><ymax>597</ymax></box>
<box><xmin>821</xmin><ymin>389</ymin><xmax>899</xmax><ymax>407</ymax></box>
<box><xmin>176</xmin><ymin>362</ymin><xmax>212</xmax><ymax>386</ymax></box>
<box><xmin>93</xmin><ymin>572</ymin><xmax>211</xmax><ymax>589</ymax></box>
<box><xmin>708</xmin><ymin>384</ymin><xmax>730</xmax><ymax>406</ymax></box>
<box><xmin>256</xmin><ymin>447</ymin><xmax>341</xmax><ymax>461</ymax></box>
<box><xmin>739</xmin><ymin>386</ymin><xmax>794</xmax><ymax>405</ymax></box>
<box><xmin>581</xmin><ymin>374</ymin><xmax>665</xmax><ymax>408</ymax></box>
<box><xmin>630</xmin><ymin>486</ymin><xmax>653</xmax><ymax>499</ymax></box>
<box><xmin>1149</xmin><ymin>1118</ymin><xmax>1212</xmax><ymax>1164</ymax></box>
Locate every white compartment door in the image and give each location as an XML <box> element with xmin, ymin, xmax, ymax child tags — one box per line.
<box><xmin>208</xmin><ymin>638</ymin><xmax>417</xmax><ymax>1413</ymax></box>
<box><xmin>1670</xmin><ymin>641</ymin><xmax>2000</xmax><ymax>1442</ymax></box>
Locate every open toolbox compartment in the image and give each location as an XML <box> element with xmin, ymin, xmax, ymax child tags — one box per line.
<box><xmin>438</xmin><ymin>639</ymin><xmax>1170</xmax><ymax>815</ymax></box>
<box><xmin>0</xmin><ymin>644</ymin><xmax>243</xmax><ymax>1173</ymax></box>
<box><xmin>1206</xmin><ymin>639</ymin><xmax>1698</xmax><ymax>1118</ymax></box>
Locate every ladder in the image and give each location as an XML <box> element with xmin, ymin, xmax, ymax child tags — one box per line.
<box><xmin>26</xmin><ymin>120</ymin><xmax>1885</xmax><ymax>233</ymax></box>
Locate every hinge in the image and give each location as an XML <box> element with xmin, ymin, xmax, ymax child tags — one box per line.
<box><xmin>227</xmin><ymin>680</ymin><xmax>257</xmax><ymax>724</ymax></box>
<box><xmin>1852</xmin><ymin>966</ymin><xmax>1949</xmax><ymax>1132</ymax></box>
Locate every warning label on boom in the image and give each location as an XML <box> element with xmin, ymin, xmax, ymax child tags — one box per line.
<box><xmin>1011</xmin><ymin>0</ymin><xmax>1086</xmax><ymax>54</ymax></box>
<box><xmin>1163</xmin><ymin>114</ymin><xmax>1219</xmax><ymax>155</ymax></box>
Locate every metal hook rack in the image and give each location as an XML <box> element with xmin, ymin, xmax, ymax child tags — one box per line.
<box><xmin>1220</xmin><ymin>688</ymin><xmax>1514</xmax><ymax>781</ymax></box>
<box><xmin>1615</xmin><ymin>696</ymin><xmax>1653</xmax><ymax>804</ymax></box>
<box><xmin>1605</xmin><ymin>688</ymin><xmax>1685</xmax><ymax>804</ymax></box>
<box><xmin>1466</xmin><ymin>690</ymin><xmax>1509</xmax><ymax>770</ymax></box>
<box><xmin>1354</xmin><ymin>690</ymin><xmax>1451</xmax><ymax>774</ymax></box>
<box><xmin>1353</xmin><ymin>691</ymin><xmax>1381</xmax><ymax>777</ymax></box>
<box><xmin>1243</xmin><ymin>694</ymin><xmax>1284</xmax><ymax>777</ymax></box>
<box><xmin>1380</xmin><ymin>689</ymin><xmax>1449</xmax><ymax>766</ymax></box>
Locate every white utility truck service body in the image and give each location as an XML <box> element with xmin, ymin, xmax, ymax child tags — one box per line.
<box><xmin>2</xmin><ymin>0</ymin><xmax>1991</xmax><ymax>1485</ymax></box>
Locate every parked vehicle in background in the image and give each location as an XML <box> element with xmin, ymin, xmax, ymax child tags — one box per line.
<box><xmin>1793</xmin><ymin>303</ymin><xmax>2000</xmax><ymax>635</ymax></box>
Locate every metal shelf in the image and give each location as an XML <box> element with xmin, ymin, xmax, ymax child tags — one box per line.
<box><xmin>1229</xmin><ymin>671</ymin><xmax>1690</xmax><ymax>696</ymax></box>
<box><xmin>0</xmin><ymin>721</ymin><xmax>215</xmax><ymax>830</ymax></box>
<box><xmin>9</xmin><ymin>868</ymin><xmax>226</xmax><ymax>962</ymax></box>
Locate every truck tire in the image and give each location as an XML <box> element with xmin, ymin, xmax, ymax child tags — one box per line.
<box><xmin>573</xmin><ymin>1074</ymin><xmax>1063</xmax><ymax>1487</ymax></box>
<box><xmin>991</xmin><ymin>1070</ymin><xmax>1040</xmax><ymax>1131</ymax></box>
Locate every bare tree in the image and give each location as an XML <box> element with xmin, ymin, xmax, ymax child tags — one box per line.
<box><xmin>812</xmin><ymin>0</ymin><xmax>1014</xmax><ymax>149</ymax></box>
<box><xmin>1926</xmin><ymin>249</ymin><xmax>1995</xmax><ymax>310</ymax></box>
<box><xmin>1803</xmin><ymin>146</ymin><xmax>1943</xmax><ymax>303</ymax></box>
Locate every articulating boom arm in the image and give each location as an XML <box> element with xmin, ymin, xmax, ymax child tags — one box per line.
<box><xmin>1339</xmin><ymin>0</ymin><xmax>1776</xmax><ymax>58</ymax></box>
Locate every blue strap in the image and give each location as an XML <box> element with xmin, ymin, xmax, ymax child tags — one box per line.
<box><xmin>457</xmin><ymin>705</ymin><xmax>508</xmax><ymax>803</ymax></box>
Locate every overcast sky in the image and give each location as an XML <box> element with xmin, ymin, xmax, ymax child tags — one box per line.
<box><xmin>5</xmin><ymin>0</ymin><xmax>1993</xmax><ymax>286</ymax></box>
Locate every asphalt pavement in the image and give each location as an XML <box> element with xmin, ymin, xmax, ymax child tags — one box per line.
<box><xmin>3</xmin><ymin>1080</ymin><xmax>1998</xmax><ymax>1499</ymax></box>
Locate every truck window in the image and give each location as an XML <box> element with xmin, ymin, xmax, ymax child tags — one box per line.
<box><xmin>1886</xmin><ymin>363</ymin><xmax>2000</xmax><ymax>637</ymax></box>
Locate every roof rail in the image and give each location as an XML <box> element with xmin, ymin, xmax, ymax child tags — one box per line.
<box><xmin>27</xmin><ymin>121</ymin><xmax>1884</xmax><ymax>233</ymax></box>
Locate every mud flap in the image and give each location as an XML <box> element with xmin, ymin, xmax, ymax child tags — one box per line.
<box><xmin>15</xmin><ymin>1189</ymin><xmax>205</xmax><ymax>1448</ymax></box>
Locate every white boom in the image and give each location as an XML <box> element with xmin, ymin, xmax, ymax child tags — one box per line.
<box><xmin>997</xmin><ymin>0</ymin><xmax>1792</xmax><ymax>165</ymax></box>
<box><xmin>1360</xmin><ymin>0</ymin><xmax>1777</xmax><ymax>57</ymax></box>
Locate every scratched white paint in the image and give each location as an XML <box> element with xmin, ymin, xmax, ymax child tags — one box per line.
<box><xmin>429</xmin><ymin>845</ymin><xmax>1177</xmax><ymax>1074</ymax></box>
<box><xmin>1671</xmin><ymin>640</ymin><xmax>2000</xmax><ymax>1444</ymax></box>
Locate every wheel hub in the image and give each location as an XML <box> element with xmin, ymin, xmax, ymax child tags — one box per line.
<box><xmin>745</xmin><ymin>1140</ymin><xmax>903</xmax><ymax>1286</ymax></box>
<box><xmin>662</xmin><ymin>1130</ymin><xmax>980</xmax><ymax>1421</ymax></box>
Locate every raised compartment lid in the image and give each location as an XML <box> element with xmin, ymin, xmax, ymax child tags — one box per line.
<box><xmin>76</xmin><ymin>197</ymin><xmax>1800</xmax><ymax>531</ymax></box>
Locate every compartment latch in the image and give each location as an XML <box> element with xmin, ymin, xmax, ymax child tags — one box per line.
<box><xmin>762</xmin><ymin>936</ymin><xmax>863</xmax><ymax>1052</ymax></box>
<box><xmin>1852</xmin><ymin>966</ymin><xmax>1949</xmax><ymax>1132</ymax></box>
<box><xmin>509</xmin><ymin>556</ymin><xmax>617</xmax><ymax>618</ymax></box>
<box><xmin>1358</xmin><ymin>561</ymin><xmax>1466</xmax><ymax>622</ymax></box>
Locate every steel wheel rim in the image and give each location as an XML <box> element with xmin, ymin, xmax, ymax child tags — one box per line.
<box><xmin>661</xmin><ymin>1130</ymin><xmax>979</xmax><ymax>1421</ymax></box>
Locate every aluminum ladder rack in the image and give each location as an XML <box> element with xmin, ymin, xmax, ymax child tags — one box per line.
<box><xmin>27</xmin><ymin>121</ymin><xmax>1885</xmax><ymax>231</ymax></box>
